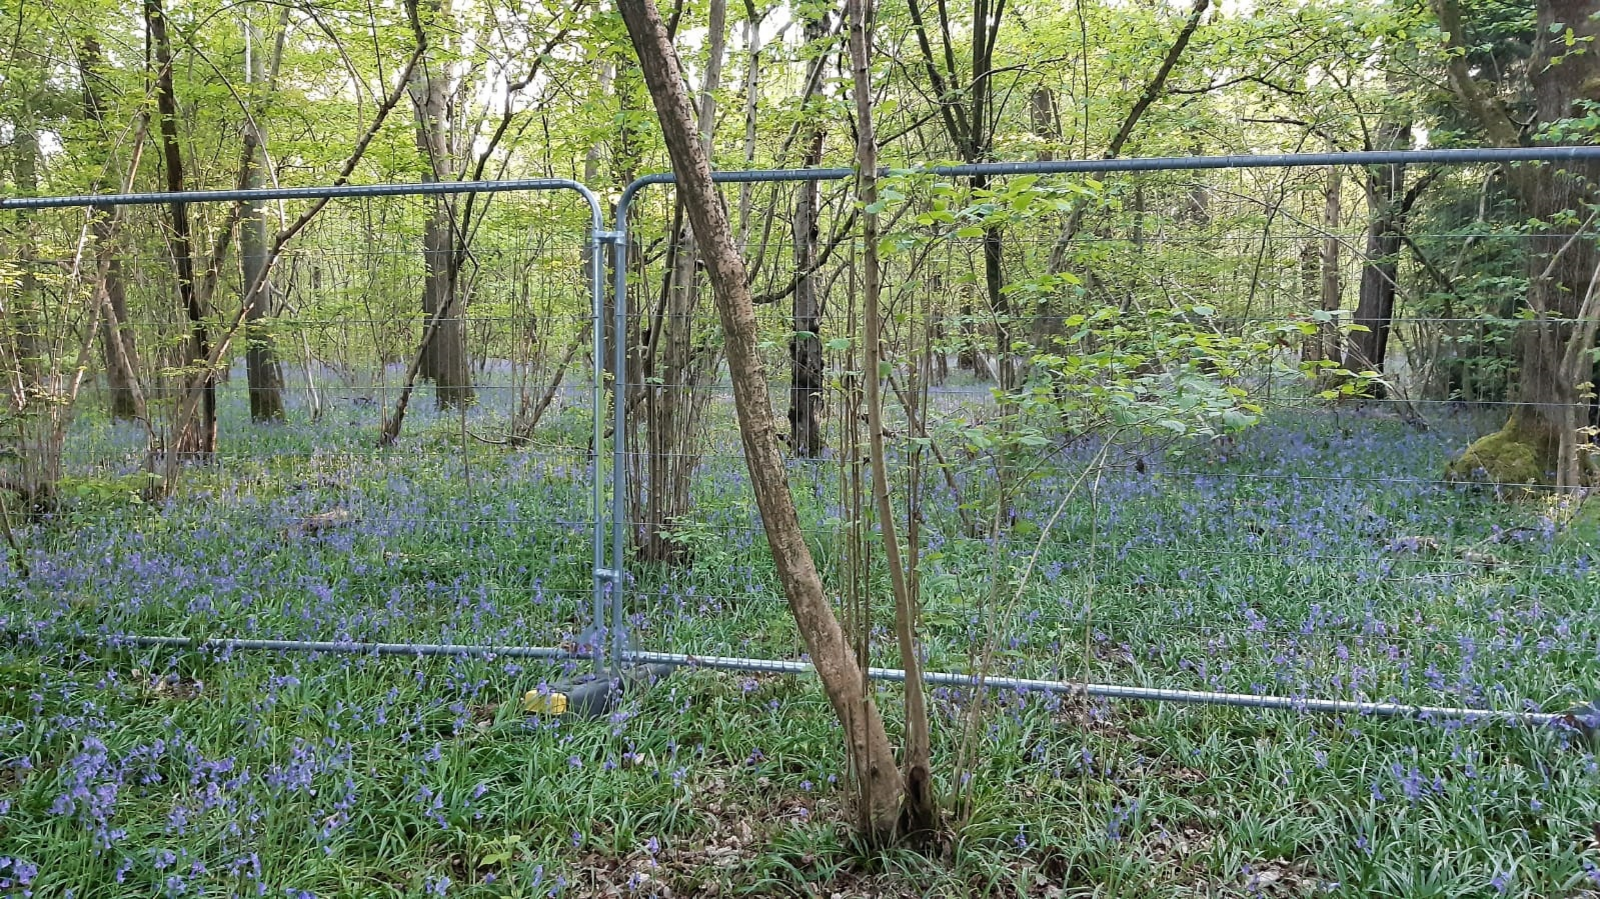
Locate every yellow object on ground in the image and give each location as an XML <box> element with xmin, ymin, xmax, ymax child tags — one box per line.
<box><xmin>522</xmin><ymin>690</ymin><xmax>569</xmax><ymax>715</ymax></box>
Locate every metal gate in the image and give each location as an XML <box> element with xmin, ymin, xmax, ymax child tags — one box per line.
<box><xmin>599</xmin><ymin>145</ymin><xmax>1600</xmax><ymax>729</ymax></box>
<box><xmin>1</xmin><ymin>177</ymin><xmax>614</xmax><ymax>676</ymax></box>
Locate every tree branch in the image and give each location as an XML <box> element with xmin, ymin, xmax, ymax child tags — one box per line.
<box><xmin>1430</xmin><ymin>0</ymin><xmax>1524</xmax><ymax>146</ymax></box>
<box><xmin>1104</xmin><ymin>0</ymin><xmax>1208</xmax><ymax>159</ymax></box>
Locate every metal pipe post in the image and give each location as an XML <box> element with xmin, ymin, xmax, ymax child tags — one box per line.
<box><xmin>609</xmin><ymin>213</ymin><xmax>631</xmax><ymax>682</ymax></box>
<box><xmin>584</xmin><ymin>193</ymin><xmax>611</xmax><ymax>675</ymax></box>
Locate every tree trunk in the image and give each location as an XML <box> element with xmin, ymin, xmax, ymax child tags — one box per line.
<box><xmin>1028</xmin><ymin>87</ymin><xmax>1063</xmax><ymax>351</ymax></box>
<box><xmin>411</xmin><ymin>0</ymin><xmax>474</xmax><ymax>410</ymax></box>
<box><xmin>3</xmin><ymin>108</ymin><xmax>52</xmax><ymax>513</ymax></box>
<box><xmin>848</xmin><ymin>0</ymin><xmax>937</xmax><ymax>841</ymax></box>
<box><xmin>1344</xmin><ymin>119</ymin><xmax>1410</xmax><ymax>379</ymax></box>
<box><xmin>788</xmin><ymin>12</ymin><xmax>828</xmax><ymax>459</ymax></box>
<box><xmin>738</xmin><ymin>7</ymin><xmax>762</xmax><ymax>246</ymax></box>
<box><xmin>147</xmin><ymin>0</ymin><xmax>215</xmax><ymax>460</ymax></box>
<box><xmin>1508</xmin><ymin>0</ymin><xmax>1600</xmax><ymax>461</ymax></box>
<box><xmin>1320</xmin><ymin>163</ymin><xmax>1343</xmax><ymax>363</ymax></box>
<box><xmin>1300</xmin><ymin>241</ymin><xmax>1321</xmax><ymax>363</ymax></box>
<box><xmin>93</xmin><ymin>205</ymin><xmax>145</xmax><ymax>422</ymax></box>
<box><xmin>630</xmin><ymin>0</ymin><xmax>727</xmax><ymax>563</ymax></box>
<box><xmin>1188</xmin><ymin>141</ymin><xmax>1212</xmax><ymax>226</ymax></box>
<box><xmin>904</xmin><ymin>0</ymin><xmax>1010</xmax><ymax>378</ymax></box>
<box><xmin>1436</xmin><ymin>0</ymin><xmax>1600</xmax><ymax>482</ymax></box>
<box><xmin>79</xmin><ymin>36</ymin><xmax>148</xmax><ymax>422</ymax></box>
<box><xmin>8</xmin><ymin>122</ymin><xmax>44</xmax><ymax>395</ymax></box>
<box><xmin>1030</xmin><ymin>86</ymin><xmax>1055</xmax><ymax>161</ymax></box>
<box><xmin>616</xmin><ymin>0</ymin><xmax>904</xmax><ymax>842</ymax></box>
<box><xmin>243</xmin><ymin>16</ymin><xmax>286</xmax><ymax>422</ymax></box>
<box><xmin>980</xmin><ymin>177</ymin><xmax>1012</xmax><ymax>389</ymax></box>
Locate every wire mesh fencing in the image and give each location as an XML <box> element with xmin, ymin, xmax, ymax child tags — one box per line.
<box><xmin>5</xmin><ymin>148</ymin><xmax>1600</xmax><ymax>896</ymax></box>
<box><xmin>602</xmin><ymin>149</ymin><xmax>1600</xmax><ymax>731</ymax></box>
<box><xmin>0</xmin><ymin>179</ymin><xmax>613</xmax><ymax>675</ymax></box>
<box><xmin>1</xmin><ymin>147</ymin><xmax>1597</xmax><ymax>724</ymax></box>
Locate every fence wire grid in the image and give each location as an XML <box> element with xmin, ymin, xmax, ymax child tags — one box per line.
<box><xmin>1</xmin><ymin>147</ymin><xmax>1598</xmax><ymax>734</ymax></box>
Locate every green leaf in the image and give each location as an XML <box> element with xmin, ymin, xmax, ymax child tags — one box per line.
<box><xmin>1222</xmin><ymin>409</ymin><xmax>1257</xmax><ymax>429</ymax></box>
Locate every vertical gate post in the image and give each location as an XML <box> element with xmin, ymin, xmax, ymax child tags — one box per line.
<box><xmin>591</xmin><ymin>220</ymin><xmax>626</xmax><ymax>680</ymax></box>
<box><xmin>608</xmin><ymin>215</ymin><xmax>631</xmax><ymax>682</ymax></box>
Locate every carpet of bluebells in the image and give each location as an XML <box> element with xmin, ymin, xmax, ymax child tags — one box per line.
<box><xmin>2</xmin><ymin>371</ymin><xmax>1599</xmax><ymax>898</ymax></box>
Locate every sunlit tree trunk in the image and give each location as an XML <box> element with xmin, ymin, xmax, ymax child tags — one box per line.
<box><xmin>1320</xmin><ymin>163</ymin><xmax>1343</xmax><ymax>363</ymax></box>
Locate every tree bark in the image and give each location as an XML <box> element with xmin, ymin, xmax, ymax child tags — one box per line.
<box><xmin>91</xmin><ymin>203</ymin><xmax>146</xmax><ymax>423</ymax></box>
<box><xmin>738</xmin><ymin>5</ymin><xmax>763</xmax><ymax>246</ymax></box>
<box><xmin>848</xmin><ymin>0</ymin><xmax>936</xmax><ymax>840</ymax></box>
<box><xmin>8</xmin><ymin>114</ymin><xmax>44</xmax><ymax>395</ymax></box>
<box><xmin>147</xmin><ymin>0</ymin><xmax>216</xmax><ymax>460</ymax></box>
<box><xmin>1320</xmin><ymin>162</ymin><xmax>1343</xmax><ymax>363</ymax></box>
<box><xmin>243</xmin><ymin>14</ymin><xmax>286</xmax><ymax>422</ymax></box>
<box><xmin>633</xmin><ymin>0</ymin><xmax>727</xmax><ymax>562</ymax></box>
<box><xmin>1300</xmin><ymin>241</ymin><xmax>1321</xmax><ymax>363</ymax></box>
<box><xmin>1435</xmin><ymin>0</ymin><xmax>1600</xmax><ymax>479</ymax></box>
<box><xmin>1343</xmin><ymin>117</ymin><xmax>1411</xmax><ymax>379</ymax></box>
<box><xmin>78</xmin><ymin>38</ymin><xmax>151</xmax><ymax>427</ymax></box>
<box><xmin>788</xmin><ymin>11</ymin><xmax>829</xmax><ymax>459</ymax></box>
<box><xmin>616</xmin><ymin>0</ymin><xmax>904</xmax><ymax>842</ymax></box>
<box><xmin>411</xmin><ymin>0</ymin><xmax>474</xmax><ymax>410</ymax></box>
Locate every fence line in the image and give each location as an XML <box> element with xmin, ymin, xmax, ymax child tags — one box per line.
<box><xmin>602</xmin><ymin>145</ymin><xmax>1600</xmax><ymax>721</ymax></box>
<box><xmin>3</xmin><ymin>175</ymin><xmax>615</xmax><ymax>675</ymax></box>
<box><xmin>7</xmin><ymin>145</ymin><xmax>1598</xmax><ymax>722</ymax></box>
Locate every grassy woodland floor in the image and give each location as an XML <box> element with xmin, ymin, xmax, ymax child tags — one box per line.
<box><xmin>3</xmin><ymin>375</ymin><xmax>1600</xmax><ymax>898</ymax></box>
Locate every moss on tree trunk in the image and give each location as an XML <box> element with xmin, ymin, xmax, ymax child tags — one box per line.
<box><xmin>1444</xmin><ymin>416</ymin><xmax>1557</xmax><ymax>487</ymax></box>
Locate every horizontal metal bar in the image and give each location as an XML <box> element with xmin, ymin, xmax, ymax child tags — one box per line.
<box><xmin>0</xmin><ymin>177</ymin><xmax>594</xmax><ymax>211</ymax></box>
<box><xmin>92</xmin><ymin>634</ymin><xmax>581</xmax><ymax>661</ymax></box>
<box><xmin>9</xmin><ymin>629</ymin><xmax>1577</xmax><ymax>727</ymax></box>
<box><xmin>11</xmin><ymin>146</ymin><xmax>1593</xmax><ymax>215</ymax></box>
<box><xmin>615</xmin><ymin>146</ymin><xmax>1600</xmax><ymax>225</ymax></box>
<box><xmin>617</xmin><ymin>649</ymin><xmax>1573</xmax><ymax>728</ymax></box>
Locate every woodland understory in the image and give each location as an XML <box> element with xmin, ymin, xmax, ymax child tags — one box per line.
<box><xmin>4</xmin><ymin>0</ymin><xmax>1600</xmax><ymax>894</ymax></box>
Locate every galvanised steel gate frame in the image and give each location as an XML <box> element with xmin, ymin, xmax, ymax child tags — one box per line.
<box><xmin>1</xmin><ymin>177</ymin><xmax>612</xmax><ymax>672</ymax></box>
<box><xmin>601</xmin><ymin>145</ymin><xmax>1600</xmax><ymax>730</ymax></box>
<box><xmin>7</xmin><ymin>145</ymin><xmax>1600</xmax><ymax>727</ymax></box>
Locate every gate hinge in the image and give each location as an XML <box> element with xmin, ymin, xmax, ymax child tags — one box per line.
<box><xmin>594</xmin><ymin>229</ymin><xmax>625</xmax><ymax>244</ymax></box>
